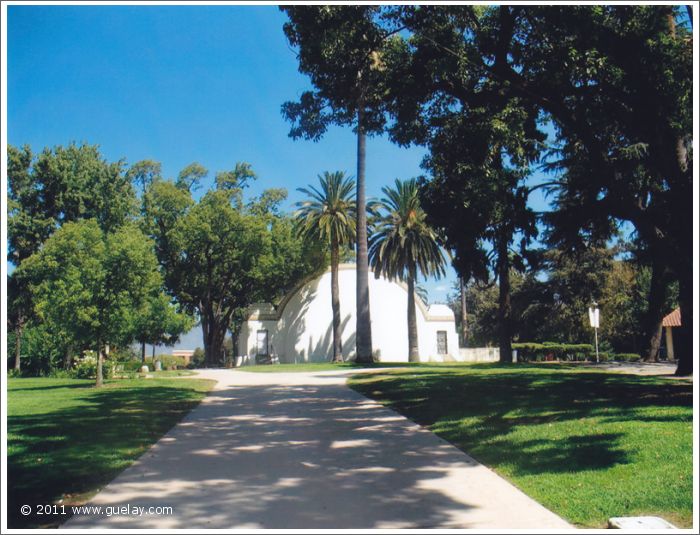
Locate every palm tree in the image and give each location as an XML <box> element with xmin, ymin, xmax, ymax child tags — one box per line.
<box><xmin>295</xmin><ymin>172</ymin><xmax>356</xmax><ymax>362</ymax></box>
<box><xmin>369</xmin><ymin>179</ymin><xmax>446</xmax><ymax>362</ymax></box>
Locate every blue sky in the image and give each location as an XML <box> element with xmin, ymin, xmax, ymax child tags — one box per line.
<box><xmin>8</xmin><ymin>5</ymin><xmax>561</xmax><ymax>352</ymax></box>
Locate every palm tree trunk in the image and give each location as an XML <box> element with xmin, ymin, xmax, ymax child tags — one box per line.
<box><xmin>407</xmin><ymin>274</ymin><xmax>420</xmax><ymax>362</ymax></box>
<box><xmin>14</xmin><ymin>323</ymin><xmax>22</xmax><ymax>371</ymax></box>
<box><xmin>331</xmin><ymin>238</ymin><xmax>343</xmax><ymax>362</ymax></box>
<box><xmin>355</xmin><ymin>103</ymin><xmax>373</xmax><ymax>363</ymax></box>
<box><xmin>460</xmin><ymin>277</ymin><xmax>468</xmax><ymax>347</ymax></box>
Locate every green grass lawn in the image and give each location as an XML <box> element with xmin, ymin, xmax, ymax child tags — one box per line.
<box><xmin>348</xmin><ymin>363</ymin><xmax>693</xmax><ymax>528</ymax></box>
<box><xmin>7</xmin><ymin>375</ymin><xmax>215</xmax><ymax>529</ymax></box>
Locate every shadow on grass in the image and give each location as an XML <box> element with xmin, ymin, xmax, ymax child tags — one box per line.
<box><xmin>350</xmin><ymin>367</ymin><xmax>692</xmax><ymax>478</ymax></box>
<box><xmin>8</xmin><ymin>381</ymin><xmax>209</xmax><ymax>528</ymax></box>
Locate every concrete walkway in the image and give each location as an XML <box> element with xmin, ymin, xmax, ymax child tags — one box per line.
<box><xmin>64</xmin><ymin>369</ymin><xmax>572</xmax><ymax>529</ymax></box>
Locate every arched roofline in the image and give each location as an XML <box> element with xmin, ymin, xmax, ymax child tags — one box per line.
<box><xmin>247</xmin><ymin>263</ymin><xmax>451</xmax><ymax>322</ymax></box>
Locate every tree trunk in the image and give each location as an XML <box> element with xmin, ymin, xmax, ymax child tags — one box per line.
<box><xmin>202</xmin><ymin>311</ymin><xmax>227</xmax><ymax>367</ymax></box>
<box><xmin>674</xmin><ymin>263</ymin><xmax>693</xmax><ymax>376</ymax></box>
<box><xmin>14</xmin><ymin>323</ymin><xmax>22</xmax><ymax>371</ymax></box>
<box><xmin>355</xmin><ymin>104</ymin><xmax>373</xmax><ymax>363</ymax></box>
<box><xmin>96</xmin><ymin>338</ymin><xmax>104</xmax><ymax>387</ymax></box>
<box><xmin>497</xmin><ymin>236</ymin><xmax>512</xmax><ymax>363</ymax></box>
<box><xmin>643</xmin><ymin>256</ymin><xmax>669</xmax><ymax>362</ymax></box>
<box><xmin>407</xmin><ymin>274</ymin><xmax>420</xmax><ymax>362</ymax></box>
<box><xmin>63</xmin><ymin>343</ymin><xmax>73</xmax><ymax>370</ymax></box>
<box><xmin>460</xmin><ymin>277</ymin><xmax>468</xmax><ymax>347</ymax></box>
<box><xmin>330</xmin><ymin>239</ymin><xmax>343</xmax><ymax>362</ymax></box>
<box><xmin>141</xmin><ymin>341</ymin><xmax>147</xmax><ymax>363</ymax></box>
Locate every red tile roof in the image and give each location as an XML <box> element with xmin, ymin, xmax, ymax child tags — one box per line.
<box><xmin>662</xmin><ymin>308</ymin><xmax>681</xmax><ymax>327</ymax></box>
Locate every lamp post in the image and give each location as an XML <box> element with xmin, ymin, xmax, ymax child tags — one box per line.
<box><xmin>588</xmin><ymin>301</ymin><xmax>600</xmax><ymax>363</ymax></box>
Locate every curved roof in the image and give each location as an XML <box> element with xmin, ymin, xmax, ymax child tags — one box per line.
<box><xmin>247</xmin><ymin>263</ymin><xmax>453</xmax><ymax>323</ymax></box>
<box><xmin>427</xmin><ymin>304</ymin><xmax>455</xmax><ymax>320</ymax></box>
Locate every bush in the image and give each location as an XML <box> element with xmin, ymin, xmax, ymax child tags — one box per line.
<box><xmin>155</xmin><ymin>355</ymin><xmax>188</xmax><ymax>369</ymax></box>
<box><xmin>119</xmin><ymin>360</ymin><xmax>147</xmax><ymax>372</ymax></box>
<box><xmin>513</xmin><ymin>342</ymin><xmax>594</xmax><ymax>362</ymax></box>
<box><xmin>587</xmin><ymin>352</ymin><xmax>641</xmax><ymax>362</ymax></box>
<box><xmin>187</xmin><ymin>348</ymin><xmax>205</xmax><ymax>369</ymax></box>
<box><xmin>615</xmin><ymin>353</ymin><xmax>642</xmax><ymax>362</ymax></box>
<box><xmin>8</xmin><ymin>368</ymin><xmax>23</xmax><ymax>379</ymax></box>
<box><xmin>71</xmin><ymin>352</ymin><xmax>115</xmax><ymax>380</ymax></box>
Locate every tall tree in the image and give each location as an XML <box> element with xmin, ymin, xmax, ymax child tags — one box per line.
<box><xmin>7</xmin><ymin>143</ymin><xmax>137</xmax><ymax>370</ymax></box>
<box><xmin>126</xmin><ymin>159</ymin><xmax>162</xmax><ymax>193</ymax></box>
<box><xmin>144</xmin><ymin>163</ymin><xmax>326</xmax><ymax>366</ymax></box>
<box><xmin>369</xmin><ymin>179</ymin><xmax>446</xmax><ymax>362</ymax></box>
<box><xmin>377</xmin><ymin>4</ymin><xmax>691</xmax><ymax>371</ymax></box>
<box><xmin>20</xmin><ymin>220</ymin><xmax>161</xmax><ymax>386</ymax></box>
<box><xmin>280</xmin><ymin>6</ymin><xmax>401</xmax><ymax>362</ymax></box>
<box><xmin>459</xmin><ymin>277</ymin><xmax>468</xmax><ymax>347</ymax></box>
<box><xmin>423</xmin><ymin>6</ymin><xmax>692</xmax><ymax>373</ymax></box>
<box><xmin>7</xmin><ymin>273</ymin><xmax>32</xmax><ymax>371</ymax></box>
<box><xmin>131</xmin><ymin>293</ymin><xmax>194</xmax><ymax>363</ymax></box>
<box><xmin>295</xmin><ymin>172</ymin><xmax>357</xmax><ymax>362</ymax></box>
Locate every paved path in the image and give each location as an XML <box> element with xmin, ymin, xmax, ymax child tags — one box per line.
<box><xmin>64</xmin><ymin>369</ymin><xmax>572</xmax><ymax>529</ymax></box>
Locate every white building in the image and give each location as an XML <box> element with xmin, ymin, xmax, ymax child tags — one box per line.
<box><xmin>238</xmin><ymin>264</ymin><xmax>459</xmax><ymax>364</ymax></box>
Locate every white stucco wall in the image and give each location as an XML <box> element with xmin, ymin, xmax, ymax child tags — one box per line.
<box><xmin>238</xmin><ymin>264</ymin><xmax>459</xmax><ymax>363</ymax></box>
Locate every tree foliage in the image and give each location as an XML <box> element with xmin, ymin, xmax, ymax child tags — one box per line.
<box><xmin>369</xmin><ymin>179</ymin><xmax>445</xmax><ymax>362</ymax></box>
<box><xmin>19</xmin><ymin>220</ymin><xmax>161</xmax><ymax>385</ymax></box>
<box><xmin>130</xmin><ymin>293</ymin><xmax>194</xmax><ymax>361</ymax></box>
<box><xmin>144</xmin><ymin>163</ymin><xmax>326</xmax><ymax>366</ymax></box>
<box><xmin>295</xmin><ymin>171</ymin><xmax>357</xmax><ymax>362</ymax></box>
<box><xmin>451</xmin><ymin>245</ymin><xmax>678</xmax><ymax>355</ymax></box>
<box><xmin>372</xmin><ymin>4</ymin><xmax>691</xmax><ymax>372</ymax></box>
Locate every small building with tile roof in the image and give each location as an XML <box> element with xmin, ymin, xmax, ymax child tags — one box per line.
<box><xmin>662</xmin><ymin>308</ymin><xmax>681</xmax><ymax>360</ymax></box>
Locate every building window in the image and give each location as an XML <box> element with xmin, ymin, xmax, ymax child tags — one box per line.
<box><xmin>256</xmin><ymin>330</ymin><xmax>269</xmax><ymax>356</ymax></box>
<box><xmin>437</xmin><ymin>331</ymin><xmax>448</xmax><ymax>354</ymax></box>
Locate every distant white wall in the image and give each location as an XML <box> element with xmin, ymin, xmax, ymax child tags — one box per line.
<box><xmin>238</xmin><ymin>264</ymin><xmax>459</xmax><ymax>364</ymax></box>
<box><xmin>458</xmin><ymin>347</ymin><xmax>500</xmax><ymax>362</ymax></box>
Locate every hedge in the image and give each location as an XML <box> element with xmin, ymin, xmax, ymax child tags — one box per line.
<box><xmin>512</xmin><ymin>342</ymin><xmax>593</xmax><ymax>361</ymax></box>
<box><xmin>513</xmin><ymin>343</ymin><xmax>642</xmax><ymax>363</ymax></box>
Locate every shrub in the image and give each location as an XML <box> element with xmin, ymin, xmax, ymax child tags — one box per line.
<box><xmin>513</xmin><ymin>342</ymin><xmax>594</xmax><ymax>362</ymax></box>
<box><xmin>155</xmin><ymin>355</ymin><xmax>188</xmax><ymax>369</ymax></box>
<box><xmin>615</xmin><ymin>353</ymin><xmax>642</xmax><ymax>362</ymax></box>
<box><xmin>8</xmin><ymin>368</ymin><xmax>23</xmax><ymax>379</ymax></box>
<box><xmin>120</xmin><ymin>360</ymin><xmax>148</xmax><ymax>372</ymax></box>
<box><xmin>592</xmin><ymin>352</ymin><xmax>611</xmax><ymax>362</ymax></box>
<box><xmin>71</xmin><ymin>352</ymin><xmax>115</xmax><ymax>380</ymax></box>
<box><xmin>187</xmin><ymin>348</ymin><xmax>205</xmax><ymax>369</ymax></box>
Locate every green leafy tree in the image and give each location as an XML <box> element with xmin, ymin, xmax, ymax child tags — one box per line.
<box><xmin>383</xmin><ymin>5</ymin><xmax>692</xmax><ymax>373</ymax></box>
<box><xmin>7</xmin><ymin>143</ymin><xmax>137</xmax><ymax>371</ymax></box>
<box><xmin>280</xmin><ymin>6</ymin><xmax>403</xmax><ymax>362</ymax></box>
<box><xmin>176</xmin><ymin>162</ymin><xmax>208</xmax><ymax>192</ymax></box>
<box><xmin>126</xmin><ymin>159</ymin><xmax>162</xmax><ymax>192</ymax></box>
<box><xmin>417</xmin><ymin>107</ymin><xmax>541</xmax><ymax>362</ymax></box>
<box><xmin>20</xmin><ymin>220</ymin><xmax>161</xmax><ymax>386</ymax></box>
<box><xmin>144</xmin><ymin>163</ymin><xmax>326</xmax><ymax>366</ymax></box>
<box><xmin>369</xmin><ymin>179</ymin><xmax>445</xmax><ymax>362</ymax></box>
<box><xmin>131</xmin><ymin>293</ymin><xmax>194</xmax><ymax>363</ymax></box>
<box><xmin>7</xmin><ymin>273</ymin><xmax>32</xmax><ymax>371</ymax></box>
<box><xmin>295</xmin><ymin>171</ymin><xmax>357</xmax><ymax>362</ymax></box>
